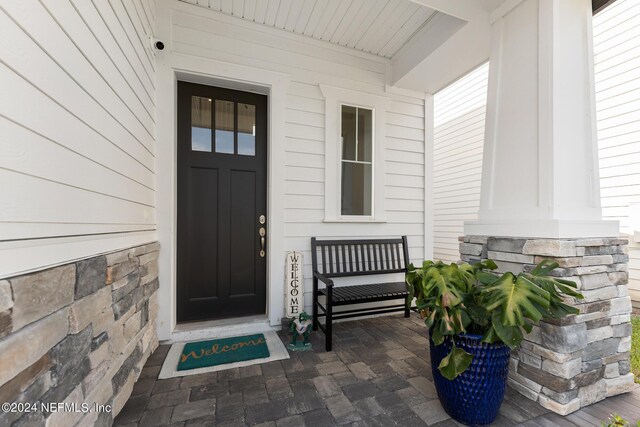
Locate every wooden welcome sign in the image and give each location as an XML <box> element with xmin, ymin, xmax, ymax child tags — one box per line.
<box><xmin>285</xmin><ymin>251</ymin><xmax>303</xmax><ymax>318</ymax></box>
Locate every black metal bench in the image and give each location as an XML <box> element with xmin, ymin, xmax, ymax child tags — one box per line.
<box><xmin>311</xmin><ymin>236</ymin><xmax>411</xmax><ymax>351</ymax></box>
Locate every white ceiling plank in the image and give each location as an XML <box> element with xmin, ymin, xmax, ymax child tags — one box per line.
<box><xmin>362</xmin><ymin>0</ymin><xmax>413</xmax><ymax>54</ymax></box>
<box><xmin>274</xmin><ymin>0</ymin><xmax>293</xmax><ymax>28</ymax></box>
<box><xmin>302</xmin><ymin>0</ymin><xmax>327</xmax><ymax>36</ymax></box>
<box><xmin>220</xmin><ymin>0</ymin><xmax>233</xmax><ymax>14</ymax></box>
<box><xmin>311</xmin><ymin>0</ymin><xmax>342</xmax><ymax>39</ymax></box>
<box><xmin>284</xmin><ymin>0</ymin><xmax>305</xmax><ymax>31</ymax></box>
<box><xmin>254</xmin><ymin>0</ymin><xmax>269</xmax><ymax>23</ymax></box>
<box><xmin>264</xmin><ymin>0</ymin><xmax>280</xmax><ymax>26</ymax></box>
<box><xmin>378</xmin><ymin>7</ymin><xmax>435</xmax><ymax>58</ymax></box>
<box><xmin>243</xmin><ymin>0</ymin><xmax>256</xmax><ymax>20</ymax></box>
<box><xmin>342</xmin><ymin>0</ymin><xmax>388</xmax><ymax>48</ymax></box>
<box><xmin>209</xmin><ymin>0</ymin><xmax>222</xmax><ymax>11</ymax></box>
<box><xmin>330</xmin><ymin>0</ymin><xmax>366</xmax><ymax>44</ymax></box>
<box><xmin>370</xmin><ymin>2</ymin><xmax>423</xmax><ymax>56</ymax></box>
<box><xmin>321</xmin><ymin>0</ymin><xmax>353</xmax><ymax>41</ymax></box>
<box><xmin>293</xmin><ymin>0</ymin><xmax>317</xmax><ymax>34</ymax></box>
<box><xmin>232</xmin><ymin>0</ymin><xmax>244</xmax><ymax>16</ymax></box>
<box><xmin>353</xmin><ymin>0</ymin><xmax>397</xmax><ymax>51</ymax></box>
<box><xmin>379</xmin><ymin>6</ymin><xmax>435</xmax><ymax>57</ymax></box>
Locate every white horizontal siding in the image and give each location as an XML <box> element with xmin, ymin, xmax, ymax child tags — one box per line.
<box><xmin>432</xmin><ymin>63</ymin><xmax>488</xmax><ymax>263</ymax></box>
<box><xmin>170</xmin><ymin>2</ymin><xmax>425</xmax><ymax>313</ymax></box>
<box><xmin>0</xmin><ymin>0</ymin><xmax>157</xmax><ymax>277</ymax></box>
<box><xmin>593</xmin><ymin>0</ymin><xmax>640</xmax><ymax>301</ymax></box>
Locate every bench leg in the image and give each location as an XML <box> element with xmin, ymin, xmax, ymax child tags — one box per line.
<box><xmin>312</xmin><ymin>277</ymin><xmax>318</xmax><ymax>331</ymax></box>
<box><xmin>326</xmin><ymin>285</ymin><xmax>333</xmax><ymax>351</ymax></box>
<box><xmin>404</xmin><ymin>296</ymin><xmax>410</xmax><ymax>318</ymax></box>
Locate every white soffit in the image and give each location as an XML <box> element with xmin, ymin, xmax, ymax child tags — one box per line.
<box><xmin>179</xmin><ymin>0</ymin><xmax>442</xmax><ymax>59</ymax></box>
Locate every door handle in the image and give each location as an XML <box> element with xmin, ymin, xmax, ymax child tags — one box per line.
<box><xmin>259</xmin><ymin>227</ymin><xmax>266</xmax><ymax>257</ymax></box>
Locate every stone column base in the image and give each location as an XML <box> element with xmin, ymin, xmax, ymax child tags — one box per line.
<box><xmin>460</xmin><ymin>236</ymin><xmax>634</xmax><ymax>415</ymax></box>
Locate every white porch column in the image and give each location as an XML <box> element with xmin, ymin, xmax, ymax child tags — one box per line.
<box><xmin>461</xmin><ymin>0</ymin><xmax>633</xmax><ymax>416</ymax></box>
<box><xmin>465</xmin><ymin>0</ymin><xmax>618</xmax><ymax>238</ymax></box>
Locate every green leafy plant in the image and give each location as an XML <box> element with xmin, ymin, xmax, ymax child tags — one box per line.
<box><xmin>406</xmin><ymin>259</ymin><xmax>583</xmax><ymax>380</ymax></box>
<box><xmin>631</xmin><ymin>316</ymin><xmax>640</xmax><ymax>384</ymax></box>
<box><xmin>600</xmin><ymin>413</ymin><xmax>640</xmax><ymax>427</ymax></box>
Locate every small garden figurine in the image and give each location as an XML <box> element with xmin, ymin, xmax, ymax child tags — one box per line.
<box><xmin>288</xmin><ymin>311</ymin><xmax>312</xmax><ymax>351</ymax></box>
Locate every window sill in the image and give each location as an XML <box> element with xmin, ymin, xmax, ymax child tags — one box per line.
<box><xmin>323</xmin><ymin>218</ymin><xmax>387</xmax><ymax>224</ymax></box>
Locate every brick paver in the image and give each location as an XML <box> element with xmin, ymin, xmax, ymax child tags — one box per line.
<box><xmin>114</xmin><ymin>314</ymin><xmax>640</xmax><ymax>426</ymax></box>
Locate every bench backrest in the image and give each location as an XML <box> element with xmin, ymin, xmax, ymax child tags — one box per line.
<box><xmin>311</xmin><ymin>236</ymin><xmax>410</xmax><ymax>278</ymax></box>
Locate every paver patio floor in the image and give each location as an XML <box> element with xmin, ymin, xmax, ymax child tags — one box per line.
<box><xmin>114</xmin><ymin>314</ymin><xmax>640</xmax><ymax>426</ymax></box>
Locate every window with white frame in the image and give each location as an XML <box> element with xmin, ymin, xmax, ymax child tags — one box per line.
<box><xmin>320</xmin><ymin>84</ymin><xmax>388</xmax><ymax>222</ymax></box>
<box><xmin>340</xmin><ymin>105</ymin><xmax>373</xmax><ymax>216</ymax></box>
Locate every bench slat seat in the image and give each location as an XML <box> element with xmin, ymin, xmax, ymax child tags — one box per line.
<box><xmin>320</xmin><ymin>282</ymin><xmax>409</xmax><ymax>305</ymax></box>
<box><xmin>311</xmin><ymin>236</ymin><xmax>411</xmax><ymax>351</ymax></box>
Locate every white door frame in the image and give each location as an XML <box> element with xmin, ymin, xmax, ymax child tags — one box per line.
<box><xmin>154</xmin><ymin>32</ymin><xmax>290</xmax><ymax>340</ymax></box>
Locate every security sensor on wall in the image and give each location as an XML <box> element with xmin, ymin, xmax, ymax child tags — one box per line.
<box><xmin>148</xmin><ymin>34</ymin><xmax>165</xmax><ymax>52</ymax></box>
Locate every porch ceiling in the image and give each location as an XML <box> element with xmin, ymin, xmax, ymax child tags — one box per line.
<box><xmin>179</xmin><ymin>0</ymin><xmax>439</xmax><ymax>59</ymax></box>
<box><xmin>174</xmin><ymin>0</ymin><xmax>612</xmax><ymax>94</ymax></box>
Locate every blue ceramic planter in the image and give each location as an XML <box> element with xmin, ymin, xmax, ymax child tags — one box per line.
<box><xmin>430</xmin><ymin>334</ymin><xmax>511</xmax><ymax>427</ymax></box>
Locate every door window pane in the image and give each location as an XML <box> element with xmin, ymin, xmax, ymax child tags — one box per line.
<box><xmin>191</xmin><ymin>96</ymin><xmax>212</xmax><ymax>152</ymax></box>
<box><xmin>238</xmin><ymin>103</ymin><xmax>256</xmax><ymax>156</ymax></box>
<box><xmin>341</xmin><ymin>106</ymin><xmax>357</xmax><ymax>161</ymax></box>
<box><xmin>340</xmin><ymin>105</ymin><xmax>373</xmax><ymax>216</ymax></box>
<box><xmin>341</xmin><ymin>162</ymin><xmax>372</xmax><ymax>216</ymax></box>
<box><xmin>215</xmin><ymin>100</ymin><xmax>235</xmax><ymax>154</ymax></box>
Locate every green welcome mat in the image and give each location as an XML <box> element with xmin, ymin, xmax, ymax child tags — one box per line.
<box><xmin>177</xmin><ymin>333</ymin><xmax>270</xmax><ymax>371</ymax></box>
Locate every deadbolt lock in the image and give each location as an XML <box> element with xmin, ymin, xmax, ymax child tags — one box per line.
<box><xmin>259</xmin><ymin>215</ymin><xmax>266</xmax><ymax>224</ymax></box>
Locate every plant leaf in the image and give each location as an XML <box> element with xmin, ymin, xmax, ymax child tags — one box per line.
<box><xmin>438</xmin><ymin>343</ymin><xmax>474</xmax><ymax>380</ymax></box>
<box><xmin>522</xmin><ymin>274</ymin><xmax>583</xmax><ymax>318</ymax></box>
<box><xmin>423</xmin><ymin>309</ymin><xmax>437</xmax><ymax>329</ymax></box>
<box><xmin>473</xmin><ymin>259</ymin><xmax>498</xmax><ymax>271</ymax></box>
<box><xmin>491</xmin><ymin>311</ymin><xmax>524</xmax><ymax>348</ymax></box>
<box><xmin>465</xmin><ymin>301</ymin><xmax>491</xmax><ymax>327</ymax></box>
<box><xmin>476</xmin><ymin>271</ymin><xmax>500</xmax><ymax>286</ymax></box>
<box><xmin>431</xmin><ymin>326</ymin><xmax>444</xmax><ymax>345</ymax></box>
<box><xmin>406</xmin><ymin>260</ymin><xmax>471</xmax><ymax>342</ymax></box>
<box><xmin>483</xmin><ymin>274</ymin><xmax>550</xmax><ymax>324</ymax></box>
<box><xmin>481</xmin><ymin>325</ymin><xmax>500</xmax><ymax>344</ymax></box>
<box><xmin>529</xmin><ymin>259</ymin><xmax>558</xmax><ymax>276</ymax></box>
<box><xmin>479</xmin><ymin>273</ymin><xmax>552</xmax><ymax>349</ymax></box>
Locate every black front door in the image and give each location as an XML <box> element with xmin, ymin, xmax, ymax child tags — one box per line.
<box><xmin>177</xmin><ymin>82</ymin><xmax>267</xmax><ymax>322</ymax></box>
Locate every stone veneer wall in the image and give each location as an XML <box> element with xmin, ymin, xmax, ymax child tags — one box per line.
<box><xmin>460</xmin><ymin>236</ymin><xmax>634</xmax><ymax>414</ymax></box>
<box><xmin>0</xmin><ymin>243</ymin><xmax>160</xmax><ymax>426</ymax></box>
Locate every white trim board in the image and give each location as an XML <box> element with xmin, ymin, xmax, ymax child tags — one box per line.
<box><xmin>0</xmin><ymin>231</ymin><xmax>156</xmax><ymax>279</ymax></box>
<box><xmin>158</xmin><ymin>330</ymin><xmax>289</xmax><ymax>379</ymax></box>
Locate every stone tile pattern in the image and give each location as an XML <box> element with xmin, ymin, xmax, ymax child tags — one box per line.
<box><xmin>0</xmin><ymin>242</ymin><xmax>160</xmax><ymax>426</ymax></box>
<box><xmin>115</xmin><ymin>314</ymin><xmax>640</xmax><ymax>427</ymax></box>
<box><xmin>460</xmin><ymin>236</ymin><xmax>634</xmax><ymax>415</ymax></box>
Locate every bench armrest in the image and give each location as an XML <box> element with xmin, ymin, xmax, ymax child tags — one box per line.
<box><xmin>313</xmin><ymin>271</ymin><xmax>334</xmax><ymax>287</ymax></box>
